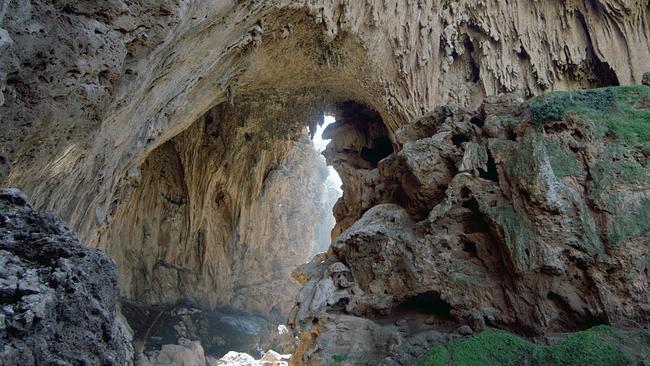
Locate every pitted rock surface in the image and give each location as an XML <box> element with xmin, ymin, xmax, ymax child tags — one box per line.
<box><xmin>0</xmin><ymin>188</ymin><xmax>131</xmax><ymax>365</ymax></box>
<box><xmin>289</xmin><ymin>87</ymin><xmax>650</xmax><ymax>365</ymax></box>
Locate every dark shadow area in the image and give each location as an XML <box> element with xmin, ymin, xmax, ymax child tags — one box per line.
<box><xmin>121</xmin><ymin>300</ymin><xmax>280</xmax><ymax>358</ymax></box>
<box><xmin>323</xmin><ymin>101</ymin><xmax>394</xmax><ymax>170</ymax></box>
<box><xmin>396</xmin><ymin>292</ymin><xmax>453</xmax><ymax>320</ymax></box>
<box><xmin>479</xmin><ymin>151</ymin><xmax>499</xmax><ymax>182</ymax></box>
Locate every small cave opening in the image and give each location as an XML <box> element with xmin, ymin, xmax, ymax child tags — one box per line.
<box><xmin>478</xmin><ymin>150</ymin><xmax>499</xmax><ymax>182</ymax></box>
<box><xmin>361</xmin><ymin>136</ymin><xmax>393</xmax><ymax>165</ymax></box>
<box><xmin>311</xmin><ymin>114</ymin><xmax>343</xmax><ymax>254</ymax></box>
<box><xmin>377</xmin><ymin>292</ymin><xmax>457</xmax><ymax>333</ymax></box>
<box><xmin>398</xmin><ymin>292</ymin><xmax>453</xmax><ymax>320</ymax></box>
<box><xmin>322</xmin><ymin>101</ymin><xmax>394</xmax><ymax>170</ymax></box>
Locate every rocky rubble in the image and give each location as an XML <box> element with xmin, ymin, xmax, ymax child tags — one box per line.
<box><xmin>0</xmin><ymin>188</ymin><xmax>132</xmax><ymax>365</ymax></box>
<box><xmin>137</xmin><ymin>340</ymin><xmax>290</xmax><ymax>366</ymax></box>
<box><xmin>1</xmin><ymin>2</ymin><xmax>648</xmax><ymax>324</ymax></box>
<box><xmin>289</xmin><ymin>85</ymin><xmax>650</xmax><ymax>365</ymax></box>
<box><xmin>122</xmin><ymin>301</ymin><xmax>295</xmax><ymax>361</ymax></box>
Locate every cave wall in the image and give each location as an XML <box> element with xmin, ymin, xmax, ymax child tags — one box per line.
<box><xmin>289</xmin><ymin>88</ymin><xmax>650</xmax><ymax>365</ymax></box>
<box><xmin>101</xmin><ymin>96</ymin><xmax>327</xmax><ymax>316</ymax></box>
<box><xmin>0</xmin><ymin>0</ymin><xmax>649</xmax><ymax>326</ymax></box>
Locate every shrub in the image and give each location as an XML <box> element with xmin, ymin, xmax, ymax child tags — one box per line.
<box><xmin>415</xmin><ymin>326</ymin><xmax>640</xmax><ymax>366</ymax></box>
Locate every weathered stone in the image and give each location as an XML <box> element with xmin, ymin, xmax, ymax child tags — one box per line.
<box><xmin>289</xmin><ymin>89</ymin><xmax>650</xmax><ymax>365</ymax></box>
<box><xmin>0</xmin><ymin>189</ymin><xmax>131</xmax><ymax>365</ymax></box>
<box><xmin>140</xmin><ymin>339</ymin><xmax>206</xmax><ymax>366</ymax></box>
<box><xmin>0</xmin><ymin>1</ymin><xmax>649</xmax><ymax>365</ymax></box>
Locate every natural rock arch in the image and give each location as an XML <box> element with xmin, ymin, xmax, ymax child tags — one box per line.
<box><xmin>1</xmin><ymin>0</ymin><xmax>650</xmax><ymax>364</ymax></box>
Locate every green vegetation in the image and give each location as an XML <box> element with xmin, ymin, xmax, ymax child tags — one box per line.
<box><xmin>332</xmin><ymin>354</ymin><xmax>348</xmax><ymax>363</ymax></box>
<box><xmin>525</xmin><ymin>85</ymin><xmax>650</xmax><ymax>248</ymax></box>
<box><xmin>544</xmin><ymin>139</ymin><xmax>582</xmax><ymax>178</ymax></box>
<box><xmin>587</xmin><ymin>152</ymin><xmax>650</xmax><ymax>246</ymax></box>
<box><xmin>528</xmin><ymin>86</ymin><xmax>650</xmax><ymax>149</ymax></box>
<box><xmin>483</xmin><ymin>203</ymin><xmax>535</xmax><ymax>273</ymax></box>
<box><xmin>415</xmin><ymin>326</ymin><xmax>645</xmax><ymax>366</ymax></box>
<box><xmin>589</xmin><ymin>158</ymin><xmax>649</xmax><ymax>193</ymax></box>
<box><xmin>605</xmin><ymin>198</ymin><xmax>650</xmax><ymax>246</ymax></box>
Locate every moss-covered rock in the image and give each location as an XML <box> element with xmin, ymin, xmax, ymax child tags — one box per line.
<box><xmin>528</xmin><ymin>86</ymin><xmax>650</xmax><ymax>148</ymax></box>
<box><xmin>528</xmin><ymin>88</ymin><xmax>619</xmax><ymax>129</ymax></box>
<box><xmin>415</xmin><ymin>326</ymin><xmax>649</xmax><ymax>366</ymax></box>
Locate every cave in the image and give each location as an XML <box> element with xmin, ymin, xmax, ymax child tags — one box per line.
<box><xmin>109</xmin><ymin>97</ymin><xmax>394</xmax><ymax>359</ymax></box>
<box><xmin>1</xmin><ymin>1</ymin><xmax>650</xmax><ymax>366</ymax></box>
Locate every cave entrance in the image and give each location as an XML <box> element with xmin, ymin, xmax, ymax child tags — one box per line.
<box><xmin>311</xmin><ymin>114</ymin><xmax>343</xmax><ymax>254</ymax></box>
<box><xmin>112</xmin><ymin>98</ymin><xmax>395</xmax><ymax>362</ymax></box>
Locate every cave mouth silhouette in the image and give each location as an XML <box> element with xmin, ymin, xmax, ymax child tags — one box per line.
<box><xmin>310</xmin><ymin>114</ymin><xmax>343</xmax><ymax>255</ymax></box>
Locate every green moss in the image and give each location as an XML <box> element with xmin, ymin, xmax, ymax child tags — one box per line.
<box><xmin>422</xmin><ymin>328</ymin><xmax>532</xmax><ymax>366</ymax></box>
<box><xmin>529</xmin><ymin>86</ymin><xmax>650</xmax><ymax>149</ymax></box>
<box><xmin>415</xmin><ymin>346</ymin><xmax>448</xmax><ymax>366</ymax></box>
<box><xmin>606</xmin><ymin>198</ymin><xmax>650</xmax><ymax>245</ymax></box>
<box><xmin>528</xmin><ymin>88</ymin><xmax>619</xmax><ymax>129</ymax></box>
<box><xmin>483</xmin><ymin>203</ymin><xmax>535</xmax><ymax>273</ymax></box>
<box><xmin>535</xmin><ymin>325</ymin><xmax>634</xmax><ymax>366</ymax></box>
<box><xmin>416</xmin><ymin>326</ymin><xmax>643</xmax><ymax>366</ymax></box>
<box><xmin>591</xmin><ymin>158</ymin><xmax>648</xmax><ymax>190</ymax></box>
<box><xmin>544</xmin><ymin>138</ymin><xmax>583</xmax><ymax>177</ymax></box>
<box><xmin>332</xmin><ymin>354</ymin><xmax>348</xmax><ymax>363</ymax></box>
<box><xmin>587</xmin><ymin>155</ymin><xmax>650</xmax><ymax>213</ymax></box>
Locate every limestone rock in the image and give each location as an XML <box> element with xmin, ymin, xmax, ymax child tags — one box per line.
<box><xmin>290</xmin><ymin>88</ymin><xmax>650</xmax><ymax>364</ymax></box>
<box><xmin>140</xmin><ymin>339</ymin><xmax>206</xmax><ymax>366</ymax></box>
<box><xmin>213</xmin><ymin>351</ymin><xmax>257</xmax><ymax>366</ymax></box>
<box><xmin>0</xmin><ymin>1</ymin><xmax>649</xmax><ymax>364</ymax></box>
<box><xmin>3</xmin><ymin>2</ymin><xmax>648</xmax><ymax>322</ymax></box>
<box><xmin>0</xmin><ymin>189</ymin><xmax>131</xmax><ymax>365</ymax></box>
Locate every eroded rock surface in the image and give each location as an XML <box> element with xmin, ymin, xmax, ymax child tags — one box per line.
<box><xmin>1</xmin><ymin>1</ymin><xmax>649</xmax><ymax>365</ymax></box>
<box><xmin>289</xmin><ymin>86</ymin><xmax>650</xmax><ymax>365</ymax></box>
<box><xmin>1</xmin><ymin>2</ymin><xmax>648</xmax><ymax>321</ymax></box>
<box><xmin>0</xmin><ymin>189</ymin><xmax>132</xmax><ymax>365</ymax></box>
<box><xmin>101</xmin><ymin>101</ymin><xmax>328</xmax><ymax>317</ymax></box>
<box><xmin>122</xmin><ymin>301</ymin><xmax>295</xmax><ymax>361</ymax></box>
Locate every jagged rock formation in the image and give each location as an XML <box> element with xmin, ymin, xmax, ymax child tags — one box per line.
<box><xmin>0</xmin><ymin>0</ymin><xmax>649</xmax><ymax>364</ymax></box>
<box><xmin>0</xmin><ymin>189</ymin><xmax>132</xmax><ymax>365</ymax></box>
<box><xmin>2</xmin><ymin>4</ymin><xmax>649</xmax><ymax>311</ymax></box>
<box><xmin>289</xmin><ymin>86</ymin><xmax>650</xmax><ymax>365</ymax></box>
<box><xmin>122</xmin><ymin>301</ymin><xmax>294</xmax><ymax>361</ymax></box>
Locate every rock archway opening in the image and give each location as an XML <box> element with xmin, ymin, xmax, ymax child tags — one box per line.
<box><xmin>311</xmin><ymin>114</ymin><xmax>342</xmax><ymax>255</ymax></box>
<box><xmin>112</xmin><ymin>97</ymin><xmax>395</xmax><ymax>361</ymax></box>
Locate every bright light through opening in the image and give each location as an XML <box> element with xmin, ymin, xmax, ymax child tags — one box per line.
<box><xmin>313</xmin><ymin>115</ymin><xmax>342</xmax><ymax>193</ymax></box>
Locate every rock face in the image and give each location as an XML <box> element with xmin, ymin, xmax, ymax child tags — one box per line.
<box><xmin>1</xmin><ymin>2</ymin><xmax>649</xmax><ymax>320</ymax></box>
<box><xmin>101</xmin><ymin>101</ymin><xmax>328</xmax><ymax>317</ymax></box>
<box><xmin>122</xmin><ymin>301</ymin><xmax>294</xmax><ymax>360</ymax></box>
<box><xmin>289</xmin><ymin>86</ymin><xmax>650</xmax><ymax>365</ymax></box>
<box><xmin>0</xmin><ymin>189</ymin><xmax>132</xmax><ymax>365</ymax></box>
<box><xmin>0</xmin><ymin>1</ymin><xmax>649</xmax><ymax>365</ymax></box>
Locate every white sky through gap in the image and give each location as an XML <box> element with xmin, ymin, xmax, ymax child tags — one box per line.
<box><xmin>313</xmin><ymin>115</ymin><xmax>343</xmax><ymax>192</ymax></box>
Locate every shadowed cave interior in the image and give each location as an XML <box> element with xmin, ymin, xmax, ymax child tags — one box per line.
<box><xmin>117</xmin><ymin>99</ymin><xmax>393</xmax><ymax>359</ymax></box>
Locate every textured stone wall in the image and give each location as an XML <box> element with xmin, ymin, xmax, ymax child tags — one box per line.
<box><xmin>101</xmin><ymin>98</ymin><xmax>327</xmax><ymax>315</ymax></box>
<box><xmin>289</xmin><ymin>86</ymin><xmax>650</xmax><ymax>365</ymax></box>
<box><xmin>0</xmin><ymin>1</ymin><xmax>649</xmax><ymax>360</ymax></box>
<box><xmin>0</xmin><ymin>189</ymin><xmax>132</xmax><ymax>365</ymax></box>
